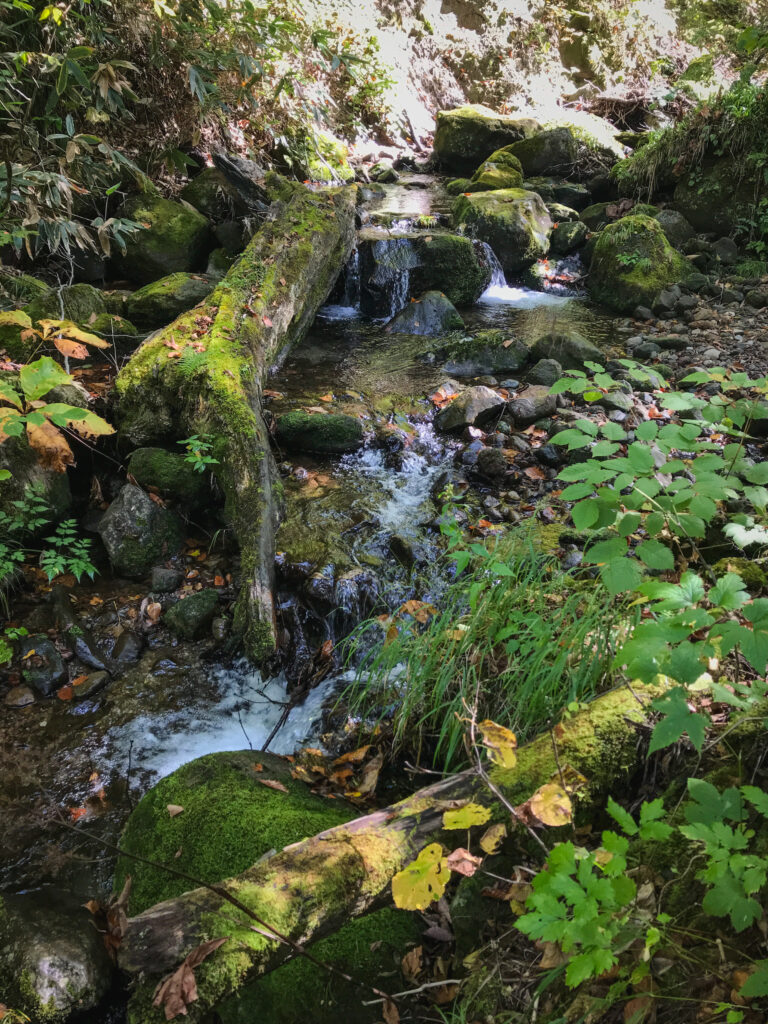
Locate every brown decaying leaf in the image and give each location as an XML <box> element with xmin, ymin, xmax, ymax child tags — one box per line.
<box><xmin>54</xmin><ymin>337</ymin><xmax>89</xmax><ymax>360</ymax></box>
<box><xmin>167</xmin><ymin>804</ymin><xmax>184</xmax><ymax>817</ymax></box>
<box><xmin>26</xmin><ymin>418</ymin><xmax>75</xmax><ymax>473</ymax></box>
<box><xmin>259</xmin><ymin>778</ymin><xmax>289</xmax><ymax>793</ymax></box>
<box><xmin>153</xmin><ymin>937</ymin><xmax>229</xmax><ymax>1020</ymax></box>
<box><xmin>382</xmin><ymin>998</ymin><xmax>399</xmax><ymax>1024</ymax></box>
<box><xmin>401</xmin><ymin>946</ymin><xmax>423</xmax><ymax>983</ymax></box>
<box><xmin>445</xmin><ymin>848</ymin><xmax>482</xmax><ymax>877</ymax></box>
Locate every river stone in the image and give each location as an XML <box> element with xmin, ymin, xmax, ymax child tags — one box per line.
<box><xmin>452</xmin><ymin>189</ymin><xmax>552</xmax><ymax>274</ymax></box>
<box><xmin>654</xmin><ymin>209</ymin><xmax>696</xmax><ymax>249</ymax></box>
<box><xmin>588</xmin><ymin>215</ymin><xmax>692</xmax><ymax>314</ymax></box>
<box><xmin>580</xmin><ymin>202</ymin><xmax>612</xmax><ymax>231</ymax></box>
<box><xmin>713</xmin><ymin>237</ymin><xmax>739</xmax><ymax>264</ymax></box>
<box><xmin>439</xmin><ymin>329</ymin><xmax>530</xmax><ymax>377</ymax></box>
<box><xmin>19</xmin><ymin>635</ymin><xmax>66</xmax><ymax>696</ymax></box>
<box><xmin>527</xmin><ymin>358</ymin><xmax>563</xmax><ymax>386</ymax></box>
<box><xmin>550</xmin><ymin>219</ymin><xmax>588</xmax><ymax>254</ymax></box>
<box><xmin>164</xmin><ymin>589</ymin><xmax>219</xmax><ymax>640</ymax></box>
<box><xmin>547</xmin><ymin>202</ymin><xmax>580</xmax><ymax>222</ymax></box>
<box><xmin>4</xmin><ymin>685</ymin><xmax>35</xmax><ymax>707</ymax></box>
<box><xmin>386</xmin><ymin>290</ymin><xmax>464</xmax><ymax>335</ymax></box>
<box><xmin>150</xmin><ymin>565</ymin><xmax>185</xmax><ymax>592</ymax></box>
<box><xmin>507</xmin><ymin>385</ymin><xmax>557</xmax><ymax>425</ymax></box>
<box><xmin>74</xmin><ymin>670</ymin><xmax>110</xmax><ymax>698</ymax></box>
<box><xmin>505</xmin><ymin>128</ymin><xmax>578</xmax><ymax>177</ymax></box>
<box><xmin>0</xmin><ymin>889</ymin><xmax>113</xmax><ymax>1022</ymax></box>
<box><xmin>275</xmin><ymin>411</ymin><xmax>364</xmax><ymax>454</ymax></box>
<box><xmin>126</xmin><ymin>272</ymin><xmax>215</xmax><ymax>329</ymax></box>
<box><xmin>408</xmin><ymin>235</ymin><xmax>493</xmax><ymax>306</ymax></box>
<box><xmin>180</xmin><ymin>167</ymin><xmax>247</xmax><ymax>222</ymax></box>
<box><xmin>24</xmin><ymin>282</ymin><xmax>107</xmax><ymax>326</ymax></box>
<box><xmin>370</xmin><ymin>159</ymin><xmax>399</xmax><ymax>183</ymax></box>
<box><xmin>433</xmin><ymin>104</ymin><xmax>541</xmax><ymax>175</ymax></box>
<box><xmin>470</xmin><ymin>146</ymin><xmax>524</xmax><ymax>190</ymax></box>
<box><xmin>531</xmin><ymin>329</ymin><xmax>602</xmax><ymax>370</ymax></box>
<box><xmin>127</xmin><ymin>446</ymin><xmax>210</xmax><ymax>505</ymax></box>
<box><xmin>435</xmin><ymin>386</ymin><xmax>506</xmax><ymax>432</ymax></box>
<box><xmin>553</xmin><ymin>181</ymin><xmax>590</xmax><ymax>209</ymax></box>
<box><xmin>477</xmin><ymin>446</ymin><xmax>508</xmax><ymax>479</ymax></box>
<box><xmin>118</xmin><ymin>194</ymin><xmax>213</xmax><ymax>284</ymax></box>
<box><xmin>112</xmin><ymin>630</ymin><xmax>145</xmax><ymax>663</ymax></box>
<box><xmin>114</xmin><ymin>750</ymin><xmax>418</xmax><ymax>1024</ymax></box>
<box><xmin>98</xmin><ymin>483</ymin><xmax>184</xmax><ymax>579</ymax></box>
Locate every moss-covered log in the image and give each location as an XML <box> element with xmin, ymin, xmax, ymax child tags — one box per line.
<box><xmin>118</xmin><ymin>684</ymin><xmax>654</xmax><ymax>1022</ymax></box>
<box><xmin>115</xmin><ymin>185</ymin><xmax>357</xmax><ymax>661</ymax></box>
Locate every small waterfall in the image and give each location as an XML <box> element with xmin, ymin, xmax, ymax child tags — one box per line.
<box><xmin>358</xmin><ymin>235</ymin><xmax>420</xmax><ymax>318</ymax></box>
<box><xmin>479</xmin><ymin>241</ymin><xmax>507</xmax><ymax>288</ymax></box>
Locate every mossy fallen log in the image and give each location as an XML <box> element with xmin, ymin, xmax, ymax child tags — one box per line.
<box><xmin>115</xmin><ymin>185</ymin><xmax>357</xmax><ymax>661</ymax></box>
<box><xmin>118</xmin><ymin>684</ymin><xmax>655</xmax><ymax>1023</ymax></box>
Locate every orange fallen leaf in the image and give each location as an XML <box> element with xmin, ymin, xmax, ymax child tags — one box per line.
<box><xmin>318</xmin><ymin>393</ymin><xmax>334</xmax><ymax>402</ymax></box>
<box><xmin>252</xmin><ymin>763</ymin><xmax>264</xmax><ymax>772</ymax></box>
<box><xmin>71</xmin><ymin>674</ymin><xmax>89</xmax><ymax>687</ymax></box>
<box><xmin>69</xmin><ymin>806</ymin><xmax>88</xmax><ymax>821</ymax></box>
<box><xmin>262</xmin><ymin>316</ymin><xmax>273</xmax><ymax>327</ymax></box>
<box><xmin>524</xmin><ymin>466</ymin><xmax>546</xmax><ymax>480</ymax></box>
<box><xmin>259</xmin><ymin>779</ymin><xmax>289</xmax><ymax>793</ymax></box>
<box><xmin>57</xmin><ymin>684</ymin><xmax>74</xmax><ymax>701</ymax></box>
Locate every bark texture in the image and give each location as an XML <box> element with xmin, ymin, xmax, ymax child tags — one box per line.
<box><xmin>119</xmin><ymin>684</ymin><xmax>654</xmax><ymax>1022</ymax></box>
<box><xmin>115</xmin><ymin>185</ymin><xmax>357</xmax><ymax>661</ymax></box>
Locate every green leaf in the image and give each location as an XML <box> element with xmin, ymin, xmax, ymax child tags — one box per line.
<box><xmin>605</xmin><ymin>796</ymin><xmax>638</xmax><ymax>836</ymax></box>
<box><xmin>635</xmin><ymin>421</ymin><xmax>658</xmax><ymax>441</ymax></box>
<box><xmin>638</xmin><ymin>799</ymin><xmax>673</xmax><ymax>841</ymax></box>
<box><xmin>649</xmin><ymin>688</ymin><xmax>706</xmax><ymax>754</ymax></box>
<box><xmin>19</xmin><ymin>357</ymin><xmax>71</xmax><ymax>402</ymax></box>
<box><xmin>561</xmin><ymin>482</ymin><xmax>595</xmax><ymax>501</ymax></box>
<box><xmin>644</xmin><ymin>511</ymin><xmax>666</xmax><ymax>537</ymax></box>
<box><xmin>591</xmin><ymin>440</ymin><xmax>620</xmax><ymax>457</ymax></box>
<box><xmin>659</xmin><ymin>391</ymin><xmax>706</xmax><ymax>411</ymax></box>
<box><xmin>741</xmin><ymin>785</ymin><xmax>768</xmax><ymax>818</ymax></box>
<box><xmin>710</xmin><ymin>573</ymin><xmax>749</xmax><ymax>611</ymax></box>
<box><xmin>627</xmin><ymin>442</ymin><xmax>654</xmax><ymax>474</ymax></box>
<box><xmin>0</xmin><ymin>381</ymin><xmax>23</xmax><ymax>410</ymax></box>
<box><xmin>740</xmin><ymin>962</ymin><xmax>768</xmax><ymax>998</ymax></box>
<box><xmin>600</xmin><ymin>557</ymin><xmax>642</xmax><ymax>596</ymax></box>
<box><xmin>572</xmin><ymin>499</ymin><xmax>599</xmax><ymax>530</ymax></box>
<box><xmin>745</xmin><ymin>462</ymin><xmax>768</xmax><ymax>485</ymax></box>
<box><xmin>600</xmin><ymin>421</ymin><xmax>626</xmax><ymax>440</ymax></box>
<box><xmin>635</xmin><ymin>539</ymin><xmax>674</xmax><ymax>571</ymax></box>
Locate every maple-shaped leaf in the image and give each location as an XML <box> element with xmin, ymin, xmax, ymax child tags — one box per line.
<box><xmin>153</xmin><ymin>937</ymin><xmax>228</xmax><ymax>1020</ymax></box>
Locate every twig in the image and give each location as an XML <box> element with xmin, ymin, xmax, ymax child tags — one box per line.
<box><xmin>236</xmin><ymin>707</ymin><xmax>253</xmax><ymax>750</ymax></box>
<box><xmin>362</xmin><ymin>979</ymin><xmax>463</xmax><ymax>1006</ymax></box>
<box><xmin>53</xmin><ymin>815</ymin><xmax>399</xmax><ymax>1008</ymax></box>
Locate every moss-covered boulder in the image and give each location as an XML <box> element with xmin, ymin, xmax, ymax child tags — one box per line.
<box><xmin>712</xmin><ymin>558</ymin><xmax>767</xmax><ymax>593</ymax></box>
<box><xmin>409</xmin><ymin>234</ymin><xmax>492</xmax><ymax>305</ymax></box>
<box><xmin>505</xmin><ymin>128</ymin><xmax>578</xmax><ymax>178</ymax></box>
<box><xmin>452</xmin><ymin>189</ymin><xmax>552</xmax><ymax>274</ymax></box>
<box><xmin>386</xmin><ymin>289</ymin><xmax>463</xmax><ymax>335</ymax></box>
<box><xmin>180</xmin><ymin>167</ymin><xmax>247</xmax><ymax>222</ymax></box>
<box><xmin>206</xmin><ymin>247</ymin><xmax>237</xmax><ymax>279</ymax></box>
<box><xmin>531</xmin><ymin>328</ymin><xmax>602</xmax><ymax>371</ymax></box>
<box><xmin>126</xmin><ymin>446</ymin><xmax>210</xmax><ymax>504</ymax></box>
<box><xmin>673</xmin><ymin>157</ymin><xmax>758</xmax><ymax>236</ymax></box>
<box><xmin>275</xmin><ymin>411</ymin><xmax>364</xmax><ymax>454</ymax></box>
<box><xmin>0</xmin><ymin>435</ymin><xmax>71</xmax><ymax>522</ymax></box>
<box><xmin>470</xmin><ymin>146</ymin><xmax>524</xmax><ymax>191</ymax></box>
<box><xmin>97</xmin><ymin>483</ymin><xmax>184</xmax><ymax>579</ymax></box>
<box><xmin>433</xmin><ymin>104</ymin><xmax>541</xmax><ymax>175</ymax></box>
<box><xmin>102</xmin><ymin>288</ymin><xmax>132</xmax><ymax>316</ymax></box>
<box><xmin>0</xmin><ymin>270</ymin><xmax>49</xmax><ymax>305</ymax></box>
<box><xmin>445</xmin><ymin>177</ymin><xmax>475</xmax><ymax>196</ymax></box>
<box><xmin>294</xmin><ymin>130</ymin><xmax>355</xmax><ymax>183</ymax></box>
<box><xmin>118</xmin><ymin>195</ymin><xmax>213</xmax><ymax>284</ymax></box>
<box><xmin>90</xmin><ymin>313</ymin><xmax>139</xmax><ymax>341</ymax></box>
<box><xmin>164</xmin><ymin>588</ymin><xmax>219</xmax><ymax>640</ymax></box>
<box><xmin>588</xmin><ymin>215</ymin><xmax>692</xmax><ymax>313</ymax></box>
<box><xmin>550</xmin><ymin>219</ymin><xmax>588</xmax><ymax>254</ymax></box>
<box><xmin>438</xmin><ymin>328</ymin><xmax>530</xmax><ymax>376</ymax></box>
<box><xmin>116</xmin><ymin>750</ymin><xmax>420</xmax><ymax>1024</ymax></box>
<box><xmin>580</xmin><ymin>201</ymin><xmax>612</xmax><ymax>231</ymax></box>
<box><xmin>25</xmin><ymin>282</ymin><xmax>107</xmax><ymax>325</ymax></box>
<box><xmin>126</xmin><ymin>272</ymin><xmax>215</xmax><ymax>329</ymax></box>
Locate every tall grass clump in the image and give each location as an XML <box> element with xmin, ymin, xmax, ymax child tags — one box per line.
<box><xmin>343</xmin><ymin>520</ymin><xmax>631</xmax><ymax>771</ymax></box>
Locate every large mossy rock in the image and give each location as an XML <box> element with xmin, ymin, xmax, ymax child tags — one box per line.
<box><xmin>470</xmin><ymin>146</ymin><xmax>524</xmax><ymax>191</ymax></box>
<box><xmin>385</xmin><ymin>289</ymin><xmax>463</xmax><ymax>335</ymax></box>
<box><xmin>0</xmin><ymin>435</ymin><xmax>71</xmax><ymax>521</ymax></box>
<box><xmin>438</xmin><ymin>329</ymin><xmax>530</xmax><ymax>376</ymax></box>
<box><xmin>164</xmin><ymin>588</ymin><xmax>219</xmax><ymax>640</ymax></box>
<box><xmin>452</xmin><ymin>189</ymin><xmax>552</xmax><ymax>274</ymax></box>
<box><xmin>275</xmin><ymin>411</ymin><xmax>364</xmax><ymax>454</ymax></box>
<box><xmin>118</xmin><ymin>195</ymin><xmax>213</xmax><ymax>284</ymax></box>
<box><xmin>505</xmin><ymin>128</ymin><xmax>578</xmax><ymax>178</ymax></box>
<box><xmin>0</xmin><ymin>889</ymin><xmax>113</xmax><ymax>1023</ymax></box>
<box><xmin>531</xmin><ymin>328</ymin><xmax>603</xmax><ymax>371</ymax></box>
<box><xmin>90</xmin><ymin>312</ymin><xmax>139</xmax><ymax>341</ymax></box>
<box><xmin>126</xmin><ymin>446</ymin><xmax>210</xmax><ymax>505</ymax></box>
<box><xmin>116</xmin><ymin>750</ymin><xmax>419</xmax><ymax>1024</ymax></box>
<box><xmin>180</xmin><ymin>167</ymin><xmax>247</xmax><ymax>222</ymax></box>
<box><xmin>673</xmin><ymin>157</ymin><xmax>758</xmax><ymax>236</ymax></box>
<box><xmin>0</xmin><ymin>270</ymin><xmax>49</xmax><ymax>305</ymax></box>
<box><xmin>433</xmin><ymin>104</ymin><xmax>541</xmax><ymax>175</ymax></box>
<box><xmin>587</xmin><ymin>214</ymin><xmax>692</xmax><ymax>313</ymax></box>
<box><xmin>98</xmin><ymin>483</ymin><xmax>184</xmax><ymax>579</ymax></box>
<box><xmin>25</xmin><ymin>282</ymin><xmax>106</xmax><ymax>325</ymax></box>
<box><xmin>126</xmin><ymin>272</ymin><xmax>215</xmax><ymax>329</ymax></box>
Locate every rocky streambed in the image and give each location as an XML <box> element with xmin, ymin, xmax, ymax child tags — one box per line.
<box><xmin>3</xmin><ymin>133</ymin><xmax>768</xmax><ymax>1024</ymax></box>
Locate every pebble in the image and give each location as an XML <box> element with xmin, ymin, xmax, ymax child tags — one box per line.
<box><xmin>4</xmin><ymin>685</ymin><xmax>35</xmax><ymax>708</ymax></box>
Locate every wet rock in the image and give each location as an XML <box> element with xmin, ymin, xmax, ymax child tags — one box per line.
<box><xmin>507</xmin><ymin>385</ymin><xmax>557</xmax><ymax>426</ymax></box>
<box><xmin>634</xmin><ymin>305</ymin><xmax>654</xmax><ymax>320</ymax></box>
<box><xmin>433</xmin><ymin>104</ymin><xmax>541</xmax><ymax>175</ymax></box>
<box><xmin>537</xmin><ymin>443</ymin><xmax>563</xmax><ymax>467</ymax></box>
<box><xmin>720</xmin><ymin>289</ymin><xmax>743</xmax><ymax>305</ymax></box>
<box><xmin>164</xmin><ymin>589</ymin><xmax>219</xmax><ymax>640</ymax></box>
<box><xmin>74</xmin><ymin>671</ymin><xmax>110</xmax><ymax>698</ymax></box>
<box><xmin>597</xmin><ymin>390</ymin><xmax>634</xmax><ymax>413</ymax></box>
<box><xmin>126</xmin><ymin>272</ymin><xmax>215</xmax><ymax>330</ymax></box>
<box><xmin>370</xmin><ymin>160</ymin><xmax>399</xmax><ymax>183</ymax></box>
<box><xmin>747</xmin><ymin>289</ymin><xmax>768</xmax><ymax>309</ymax></box>
<box><xmin>452</xmin><ymin>189</ymin><xmax>552</xmax><ymax>274</ymax></box>
<box><xmin>389</xmin><ymin>534</ymin><xmax>416</xmax><ymax>567</ymax></box>
<box><xmin>20</xmin><ymin>635</ymin><xmax>66</xmax><ymax>696</ymax></box>
<box><xmin>505</xmin><ymin>127</ymin><xmax>578</xmax><ymax>177</ymax></box>
<box><xmin>4</xmin><ymin>685</ymin><xmax>35</xmax><ymax>707</ymax></box>
<box><xmin>207</xmin><ymin>247</ymin><xmax>236</xmax><ymax>279</ymax></box>
<box><xmin>386</xmin><ymin>290</ymin><xmax>464</xmax><ymax>335</ymax></box>
<box><xmin>151</xmin><ymin>565</ymin><xmax>185</xmax><ymax>592</ymax></box>
<box><xmin>588</xmin><ymin>215</ymin><xmax>692</xmax><ymax>314</ymax></box>
<box><xmin>127</xmin><ymin>446</ymin><xmax>210</xmax><ymax>505</ymax></box>
<box><xmin>211</xmin><ymin>616</ymin><xmax>230</xmax><ymax>642</ymax></box>
<box><xmin>439</xmin><ymin>329</ymin><xmax>529</xmax><ymax>376</ymax></box>
<box><xmin>549</xmin><ymin>219</ymin><xmax>588</xmax><ymax>254</ymax></box>
<box><xmin>435</xmin><ymin>386</ymin><xmax>506</xmax><ymax>432</ymax></box>
<box><xmin>477</xmin><ymin>446</ymin><xmax>508</xmax><ymax>479</ymax></box>
<box><xmin>275</xmin><ymin>411</ymin><xmax>364</xmax><ymax>454</ymax></box>
<box><xmin>98</xmin><ymin>484</ymin><xmax>184</xmax><ymax>579</ymax></box>
<box><xmin>656</xmin><ymin>333</ymin><xmax>689</xmax><ymax>351</ymax></box>
<box><xmin>654</xmin><ymin>209</ymin><xmax>695</xmax><ymax>249</ymax></box>
<box><xmin>112</xmin><ymin>631</ymin><xmax>145</xmax><ymax>663</ymax></box>
<box><xmin>117</xmin><ymin>194</ymin><xmax>213</xmax><ymax>285</ymax></box>
<box><xmin>552</xmin><ymin>181</ymin><xmax>590</xmax><ymax>209</ymax></box>
<box><xmin>0</xmin><ymin>888</ymin><xmax>113</xmax><ymax>1022</ymax></box>
<box><xmin>527</xmin><ymin>358</ymin><xmax>563</xmax><ymax>386</ymax></box>
<box><xmin>408</xmin><ymin>235</ymin><xmax>493</xmax><ymax>306</ymax></box>
<box><xmin>531</xmin><ymin>329</ymin><xmax>602</xmax><ymax>370</ymax></box>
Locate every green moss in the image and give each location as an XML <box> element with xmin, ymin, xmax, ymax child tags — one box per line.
<box><xmin>90</xmin><ymin>312</ymin><xmax>138</xmax><ymax>338</ymax></box>
<box><xmin>25</xmin><ymin>282</ymin><xmax>107</xmax><ymax>325</ymax></box>
<box><xmin>505</xmin><ymin>127</ymin><xmax>578</xmax><ymax>177</ymax></box>
<box><xmin>126</xmin><ymin>272</ymin><xmax>214</xmax><ymax>329</ymax></box>
<box><xmin>296</xmin><ymin>130</ymin><xmax>355</xmax><ymax>183</ymax></box>
<box><xmin>164</xmin><ymin>588</ymin><xmax>219</xmax><ymax>639</ymax></box>
<box><xmin>119</xmin><ymin>195</ymin><xmax>212</xmax><ymax>284</ymax></box>
<box><xmin>180</xmin><ymin>167</ymin><xmax>244</xmax><ymax>221</ymax></box>
<box><xmin>713</xmin><ymin>557</ymin><xmax>767</xmax><ymax>592</ymax></box>
<box><xmin>275</xmin><ymin>410</ymin><xmax>364</xmax><ymax>454</ymax></box>
<box><xmin>115</xmin><ymin>750</ymin><xmax>354</xmax><ymax>916</ymax></box>
<box><xmin>470</xmin><ymin>146</ymin><xmax>524</xmax><ymax>191</ymax></box>
<box><xmin>433</xmin><ymin>104</ymin><xmax>541</xmax><ymax>175</ymax></box>
<box><xmin>409</xmin><ymin>233</ymin><xmax>492</xmax><ymax>306</ymax></box>
<box><xmin>0</xmin><ymin>270</ymin><xmax>49</xmax><ymax>304</ymax></box>
<box><xmin>452</xmin><ymin>188</ymin><xmax>552</xmax><ymax>274</ymax></box>
<box><xmin>587</xmin><ymin>215</ymin><xmax>692</xmax><ymax>313</ymax></box>
<box><xmin>127</xmin><ymin>446</ymin><xmax>209</xmax><ymax>503</ymax></box>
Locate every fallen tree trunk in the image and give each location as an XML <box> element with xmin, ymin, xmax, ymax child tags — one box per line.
<box><xmin>119</xmin><ymin>684</ymin><xmax>654</xmax><ymax>1022</ymax></box>
<box><xmin>115</xmin><ymin>184</ymin><xmax>357</xmax><ymax>662</ymax></box>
